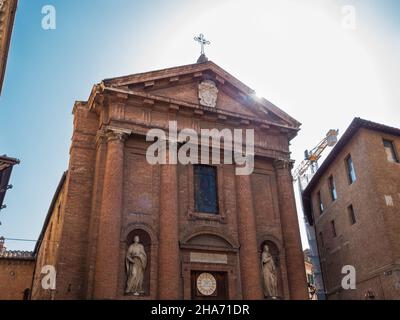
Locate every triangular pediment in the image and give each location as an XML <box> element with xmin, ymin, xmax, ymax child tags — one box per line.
<box><xmin>101</xmin><ymin>61</ymin><xmax>300</xmax><ymax>129</ymax></box>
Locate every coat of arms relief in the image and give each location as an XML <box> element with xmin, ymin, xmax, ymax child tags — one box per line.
<box><xmin>198</xmin><ymin>80</ymin><xmax>219</xmax><ymax>108</ymax></box>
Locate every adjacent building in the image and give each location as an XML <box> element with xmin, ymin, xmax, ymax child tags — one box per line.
<box><xmin>0</xmin><ymin>237</ymin><xmax>34</xmax><ymax>300</ymax></box>
<box><xmin>0</xmin><ymin>0</ymin><xmax>19</xmax><ymax>211</ymax></box>
<box><xmin>304</xmin><ymin>249</ymin><xmax>317</xmax><ymax>300</ymax></box>
<box><xmin>302</xmin><ymin>118</ymin><xmax>400</xmax><ymax>299</ymax></box>
<box><xmin>0</xmin><ymin>155</ymin><xmax>19</xmax><ymax>213</ymax></box>
<box><xmin>0</xmin><ymin>2</ymin><xmax>20</xmax><ymax>256</ymax></box>
<box><xmin>0</xmin><ymin>0</ymin><xmax>18</xmax><ymax>95</ymax></box>
<box><xmin>30</xmin><ymin>60</ymin><xmax>308</xmax><ymax>300</ymax></box>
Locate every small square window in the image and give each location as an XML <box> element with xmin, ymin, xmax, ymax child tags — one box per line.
<box><xmin>348</xmin><ymin>205</ymin><xmax>356</xmax><ymax>225</ymax></box>
<box><xmin>331</xmin><ymin>220</ymin><xmax>337</xmax><ymax>238</ymax></box>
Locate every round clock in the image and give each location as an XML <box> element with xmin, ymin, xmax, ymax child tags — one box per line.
<box><xmin>196</xmin><ymin>272</ymin><xmax>217</xmax><ymax>296</ymax></box>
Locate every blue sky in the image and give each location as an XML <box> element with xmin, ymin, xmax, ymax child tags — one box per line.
<box><xmin>1</xmin><ymin>0</ymin><xmax>399</xmax><ymax>250</ymax></box>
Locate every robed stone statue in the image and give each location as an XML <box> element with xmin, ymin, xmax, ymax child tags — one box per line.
<box><xmin>125</xmin><ymin>235</ymin><xmax>147</xmax><ymax>295</ymax></box>
<box><xmin>261</xmin><ymin>244</ymin><xmax>278</xmax><ymax>298</ymax></box>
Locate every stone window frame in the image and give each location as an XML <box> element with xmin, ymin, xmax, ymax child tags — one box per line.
<box><xmin>328</xmin><ymin>175</ymin><xmax>337</xmax><ymax>202</ymax></box>
<box><xmin>317</xmin><ymin>191</ymin><xmax>324</xmax><ymax>215</ymax></box>
<box><xmin>345</xmin><ymin>154</ymin><xmax>357</xmax><ymax>184</ymax></box>
<box><xmin>382</xmin><ymin>138</ymin><xmax>399</xmax><ymax>163</ymax></box>
<box><xmin>330</xmin><ymin>220</ymin><xmax>337</xmax><ymax>238</ymax></box>
<box><xmin>187</xmin><ymin>163</ymin><xmax>227</xmax><ymax>223</ymax></box>
<box><xmin>193</xmin><ymin>164</ymin><xmax>219</xmax><ymax>214</ymax></box>
<box><xmin>347</xmin><ymin>204</ymin><xmax>357</xmax><ymax>225</ymax></box>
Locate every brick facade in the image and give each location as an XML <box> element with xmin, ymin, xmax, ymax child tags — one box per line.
<box><xmin>31</xmin><ymin>61</ymin><xmax>308</xmax><ymax>300</ymax></box>
<box><xmin>0</xmin><ymin>252</ymin><xmax>34</xmax><ymax>300</ymax></box>
<box><xmin>303</xmin><ymin>118</ymin><xmax>400</xmax><ymax>300</ymax></box>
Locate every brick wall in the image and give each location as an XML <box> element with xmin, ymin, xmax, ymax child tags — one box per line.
<box><xmin>31</xmin><ymin>179</ymin><xmax>66</xmax><ymax>299</ymax></box>
<box><xmin>0</xmin><ymin>258</ymin><xmax>34</xmax><ymax>300</ymax></box>
<box><xmin>30</xmin><ymin>65</ymin><xmax>307</xmax><ymax>300</ymax></box>
<box><xmin>311</xmin><ymin>128</ymin><xmax>400</xmax><ymax>299</ymax></box>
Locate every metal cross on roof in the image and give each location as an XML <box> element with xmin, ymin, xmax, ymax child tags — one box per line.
<box><xmin>194</xmin><ymin>34</ymin><xmax>211</xmax><ymax>55</ymax></box>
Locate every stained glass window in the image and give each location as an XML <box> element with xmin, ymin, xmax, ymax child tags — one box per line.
<box><xmin>194</xmin><ymin>165</ymin><xmax>218</xmax><ymax>214</ymax></box>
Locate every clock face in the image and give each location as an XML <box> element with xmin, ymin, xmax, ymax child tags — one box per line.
<box><xmin>196</xmin><ymin>273</ymin><xmax>217</xmax><ymax>296</ymax></box>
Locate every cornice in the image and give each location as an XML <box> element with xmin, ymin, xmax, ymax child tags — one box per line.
<box><xmin>96</xmin><ymin>62</ymin><xmax>301</xmax><ymax>131</ymax></box>
<box><xmin>99</xmin><ymin>119</ymin><xmax>292</xmax><ymax>160</ymax></box>
<box><xmin>100</xmin><ymin>85</ymin><xmax>299</xmax><ymax>135</ymax></box>
<box><xmin>103</xmin><ymin>60</ymin><xmax>255</xmax><ymax>96</ymax></box>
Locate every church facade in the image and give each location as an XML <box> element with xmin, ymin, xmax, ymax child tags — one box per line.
<box><xmin>31</xmin><ymin>60</ymin><xmax>308</xmax><ymax>300</ymax></box>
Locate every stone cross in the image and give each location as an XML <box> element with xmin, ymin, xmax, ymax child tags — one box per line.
<box><xmin>194</xmin><ymin>34</ymin><xmax>211</xmax><ymax>55</ymax></box>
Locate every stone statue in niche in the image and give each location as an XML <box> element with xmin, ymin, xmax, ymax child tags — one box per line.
<box><xmin>125</xmin><ymin>235</ymin><xmax>147</xmax><ymax>295</ymax></box>
<box><xmin>198</xmin><ymin>80</ymin><xmax>219</xmax><ymax>108</ymax></box>
<box><xmin>261</xmin><ymin>244</ymin><xmax>278</xmax><ymax>298</ymax></box>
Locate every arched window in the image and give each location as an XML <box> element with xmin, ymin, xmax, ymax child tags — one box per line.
<box><xmin>194</xmin><ymin>165</ymin><xmax>219</xmax><ymax>214</ymax></box>
<box><xmin>23</xmin><ymin>288</ymin><xmax>30</xmax><ymax>300</ymax></box>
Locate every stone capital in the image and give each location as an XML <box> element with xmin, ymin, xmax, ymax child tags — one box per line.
<box><xmin>95</xmin><ymin>129</ymin><xmax>108</xmax><ymax>147</ymax></box>
<box><xmin>273</xmin><ymin>159</ymin><xmax>295</xmax><ymax>170</ymax></box>
<box><xmin>105</xmin><ymin>127</ymin><xmax>132</xmax><ymax>143</ymax></box>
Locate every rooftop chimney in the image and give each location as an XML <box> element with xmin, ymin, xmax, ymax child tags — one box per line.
<box><xmin>0</xmin><ymin>236</ymin><xmax>5</xmax><ymax>253</ymax></box>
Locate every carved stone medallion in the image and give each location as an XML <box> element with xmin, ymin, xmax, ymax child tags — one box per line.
<box><xmin>196</xmin><ymin>272</ymin><xmax>217</xmax><ymax>296</ymax></box>
<box><xmin>198</xmin><ymin>80</ymin><xmax>218</xmax><ymax>108</ymax></box>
